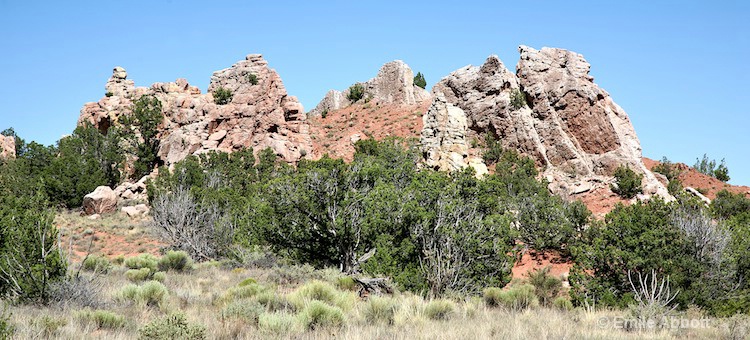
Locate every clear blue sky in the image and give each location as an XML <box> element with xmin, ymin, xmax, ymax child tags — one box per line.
<box><xmin>1</xmin><ymin>1</ymin><xmax>748</xmax><ymax>185</ymax></box>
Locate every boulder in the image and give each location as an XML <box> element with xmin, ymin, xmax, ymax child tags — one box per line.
<box><xmin>83</xmin><ymin>186</ymin><xmax>118</xmax><ymax>215</ymax></box>
<box><xmin>121</xmin><ymin>204</ymin><xmax>150</xmax><ymax>218</ymax></box>
<box><xmin>685</xmin><ymin>187</ymin><xmax>711</xmax><ymax>205</ymax></box>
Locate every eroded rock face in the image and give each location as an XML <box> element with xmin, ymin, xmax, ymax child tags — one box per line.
<box><xmin>78</xmin><ymin>54</ymin><xmax>312</xmax><ymax>169</ymax></box>
<box><xmin>308</xmin><ymin>60</ymin><xmax>431</xmax><ymax>116</ymax></box>
<box><xmin>1</xmin><ymin>135</ymin><xmax>15</xmax><ymax>159</ymax></box>
<box><xmin>421</xmin><ymin>46</ymin><xmax>669</xmax><ymax>199</ymax></box>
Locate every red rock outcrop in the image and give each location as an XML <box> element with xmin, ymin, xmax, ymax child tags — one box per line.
<box><xmin>421</xmin><ymin>46</ymin><xmax>670</xmax><ymax>200</ymax></box>
<box><xmin>78</xmin><ymin>54</ymin><xmax>311</xmax><ymax>169</ymax></box>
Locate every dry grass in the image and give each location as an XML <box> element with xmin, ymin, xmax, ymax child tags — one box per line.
<box><xmin>4</xmin><ymin>259</ymin><xmax>744</xmax><ymax>339</ymax></box>
<box><xmin>2</xmin><ymin>211</ymin><xmax>742</xmax><ymax>338</ymax></box>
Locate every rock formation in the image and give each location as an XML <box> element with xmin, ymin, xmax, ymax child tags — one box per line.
<box><xmin>78</xmin><ymin>54</ymin><xmax>312</xmax><ymax>169</ymax></box>
<box><xmin>113</xmin><ymin>175</ymin><xmax>149</xmax><ymax>202</ymax></box>
<box><xmin>421</xmin><ymin>46</ymin><xmax>669</xmax><ymax>199</ymax></box>
<box><xmin>0</xmin><ymin>135</ymin><xmax>15</xmax><ymax>159</ymax></box>
<box><xmin>308</xmin><ymin>60</ymin><xmax>431</xmax><ymax>116</ymax></box>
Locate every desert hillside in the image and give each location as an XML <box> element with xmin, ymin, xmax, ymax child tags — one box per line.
<box><xmin>1</xmin><ymin>44</ymin><xmax>749</xmax><ymax>339</ymax></box>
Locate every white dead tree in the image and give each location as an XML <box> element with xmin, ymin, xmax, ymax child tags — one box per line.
<box><xmin>151</xmin><ymin>185</ymin><xmax>235</xmax><ymax>261</ymax></box>
<box><xmin>627</xmin><ymin>270</ymin><xmax>679</xmax><ymax>329</ymax></box>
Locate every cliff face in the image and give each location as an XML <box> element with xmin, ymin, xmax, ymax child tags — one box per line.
<box><xmin>421</xmin><ymin>46</ymin><xmax>670</xmax><ymax>199</ymax></box>
<box><xmin>77</xmin><ymin>54</ymin><xmax>311</xmax><ymax>168</ymax></box>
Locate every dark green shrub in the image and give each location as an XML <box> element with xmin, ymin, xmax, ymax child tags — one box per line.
<box><xmin>105</xmin><ymin>91</ymin><xmax>114</xmax><ymax>97</ymax></box>
<box><xmin>245</xmin><ymin>73</ymin><xmax>258</xmax><ymax>85</ymax></box>
<box><xmin>652</xmin><ymin>157</ymin><xmax>681</xmax><ymax>181</ymax></box>
<box><xmin>481</xmin><ymin>133</ymin><xmax>504</xmax><ymax>165</ymax></box>
<box><xmin>321</xmin><ymin>109</ymin><xmax>328</xmax><ymax>118</ymax></box>
<box><xmin>138</xmin><ymin>312</ymin><xmax>206</xmax><ymax>340</ymax></box>
<box><xmin>569</xmin><ymin>198</ymin><xmax>719</xmax><ymax>311</ymax></box>
<box><xmin>611</xmin><ymin>165</ymin><xmax>642</xmax><ymax>199</ymax></box>
<box><xmin>0</xmin><ymin>191</ymin><xmax>66</xmax><ymax>303</ymax></box>
<box><xmin>413</xmin><ymin>72</ymin><xmax>426</xmax><ymax>89</ymax></box>
<box><xmin>714</xmin><ymin>161</ymin><xmax>730</xmax><ymax>182</ymax></box>
<box><xmin>213</xmin><ymin>86</ymin><xmax>233</xmax><ymax>105</ymax></box>
<box><xmin>347</xmin><ymin>83</ymin><xmax>365</xmax><ymax>102</ymax></box>
<box><xmin>44</xmin><ymin>124</ymin><xmax>123</xmax><ymax>208</ymax></box>
<box><xmin>158</xmin><ymin>250</ymin><xmax>194</xmax><ymax>272</ymax></box>
<box><xmin>653</xmin><ymin>157</ymin><xmax>684</xmax><ymax>195</ymax></box>
<box><xmin>121</xmin><ymin>95</ymin><xmax>163</xmax><ymax>180</ymax></box>
<box><xmin>711</xmin><ymin>190</ymin><xmax>750</xmax><ymax>219</ymax></box>
<box><xmin>298</xmin><ymin>300</ymin><xmax>345</xmax><ymax>330</ymax></box>
<box><xmin>510</xmin><ymin>88</ymin><xmax>527</xmax><ymax>110</ymax></box>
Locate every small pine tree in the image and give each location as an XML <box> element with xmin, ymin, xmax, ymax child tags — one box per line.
<box><xmin>413</xmin><ymin>72</ymin><xmax>426</xmax><ymax>89</ymax></box>
<box><xmin>510</xmin><ymin>88</ymin><xmax>527</xmax><ymax>110</ymax></box>
<box><xmin>245</xmin><ymin>73</ymin><xmax>258</xmax><ymax>85</ymax></box>
<box><xmin>213</xmin><ymin>87</ymin><xmax>233</xmax><ymax>105</ymax></box>
<box><xmin>611</xmin><ymin>165</ymin><xmax>643</xmax><ymax>199</ymax></box>
<box><xmin>714</xmin><ymin>159</ymin><xmax>730</xmax><ymax>182</ymax></box>
<box><xmin>121</xmin><ymin>95</ymin><xmax>163</xmax><ymax>180</ymax></box>
<box><xmin>347</xmin><ymin>83</ymin><xmax>365</xmax><ymax>102</ymax></box>
<box><xmin>693</xmin><ymin>154</ymin><xmax>730</xmax><ymax>182</ymax></box>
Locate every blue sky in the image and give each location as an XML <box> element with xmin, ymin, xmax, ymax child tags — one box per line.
<box><xmin>1</xmin><ymin>1</ymin><xmax>748</xmax><ymax>185</ymax></box>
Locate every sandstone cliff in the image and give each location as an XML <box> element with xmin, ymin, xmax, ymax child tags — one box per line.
<box><xmin>78</xmin><ymin>54</ymin><xmax>311</xmax><ymax>168</ymax></box>
<box><xmin>421</xmin><ymin>46</ymin><xmax>670</xmax><ymax>199</ymax></box>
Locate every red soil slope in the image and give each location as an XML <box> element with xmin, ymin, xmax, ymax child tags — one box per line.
<box><xmin>308</xmin><ymin>101</ymin><xmax>430</xmax><ymax>161</ymax></box>
<box><xmin>643</xmin><ymin>157</ymin><xmax>750</xmax><ymax>200</ymax></box>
